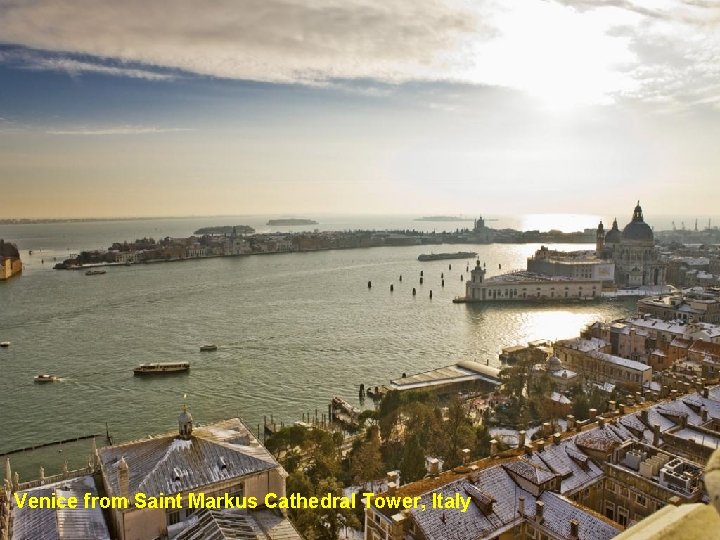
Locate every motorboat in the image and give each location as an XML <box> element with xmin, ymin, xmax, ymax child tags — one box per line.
<box><xmin>34</xmin><ymin>374</ymin><xmax>59</xmax><ymax>383</ymax></box>
<box><xmin>134</xmin><ymin>362</ymin><xmax>190</xmax><ymax>375</ymax></box>
<box><xmin>200</xmin><ymin>344</ymin><xmax>218</xmax><ymax>352</ymax></box>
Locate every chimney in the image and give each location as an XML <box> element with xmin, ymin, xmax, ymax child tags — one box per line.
<box><xmin>702</xmin><ymin>407</ymin><xmax>709</xmax><ymax>422</ymax></box>
<box><xmin>598</xmin><ymin>417</ymin><xmax>606</xmax><ymax>428</ymax></box>
<box><xmin>566</xmin><ymin>415</ymin><xmax>575</xmax><ymax>431</ymax></box>
<box><xmin>553</xmin><ymin>433</ymin><xmax>561</xmax><ymax>445</ymax></box>
<box><xmin>387</xmin><ymin>471</ymin><xmax>399</xmax><ymax>485</ymax></box>
<box><xmin>618</xmin><ymin>403</ymin><xmax>626</xmax><ymax>414</ymax></box>
<box><xmin>570</xmin><ymin>519</ymin><xmax>579</xmax><ymax>539</ymax></box>
<box><xmin>490</xmin><ymin>439</ymin><xmax>498</xmax><ymax>456</ymax></box>
<box><xmin>652</xmin><ymin>424</ymin><xmax>661</xmax><ymax>446</ymax></box>
<box><xmin>386</xmin><ymin>481</ymin><xmax>397</xmax><ymax>495</ymax></box>
<box><xmin>608</xmin><ymin>400</ymin><xmax>617</xmax><ymax>412</ymax></box>
<box><xmin>543</xmin><ymin>422</ymin><xmax>552</xmax><ymax>436</ymax></box>
<box><xmin>518</xmin><ymin>430</ymin><xmax>526</xmax><ymax>449</ymax></box>
<box><xmin>524</xmin><ymin>443</ymin><xmax>534</xmax><ymax>456</ymax></box>
<box><xmin>462</xmin><ymin>448</ymin><xmax>471</xmax><ymax>464</ymax></box>
<box><xmin>518</xmin><ymin>496</ymin><xmax>525</xmax><ymax>516</ymax></box>
<box><xmin>118</xmin><ymin>456</ymin><xmax>129</xmax><ymax>499</ymax></box>
<box><xmin>536</xmin><ymin>440</ymin><xmax>545</xmax><ymax>453</ymax></box>
<box><xmin>641</xmin><ymin>409</ymin><xmax>649</xmax><ymax>425</ymax></box>
<box><xmin>703</xmin><ymin>387</ymin><xmax>710</xmax><ymax>398</ymax></box>
<box><xmin>589</xmin><ymin>408</ymin><xmax>598</xmax><ymax>421</ymax></box>
<box><xmin>535</xmin><ymin>501</ymin><xmax>544</xmax><ymax>523</ymax></box>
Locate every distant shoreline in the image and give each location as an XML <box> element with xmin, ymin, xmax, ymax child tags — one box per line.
<box><xmin>414</xmin><ymin>216</ymin><xmax>473</xmax><ymax>222</ymax></box>
<box><xmin>0</xmin><ymin>217</ymin><xmax>211</xmax><ymax>225</ymax></box>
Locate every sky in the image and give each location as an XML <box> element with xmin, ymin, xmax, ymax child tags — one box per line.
<box><xmin>0</xmin><ymin>0</ymin><xmax>719</xmax><ymax>219</ymax></box>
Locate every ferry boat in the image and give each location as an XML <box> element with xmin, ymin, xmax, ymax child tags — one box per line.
<box><xmin>199</xmin><ymin>344</ymin><xmax>218</xmax><ymax>352</ymax></box>
<box><xmin>417</xmin><ymin>251</ymin><xmax>477</xmax><ymax>262</ymax></box>
<box><xmin>85</xmin><ymin>269</ymin><xmax>107</xmax><ymax>276</ymax></box>
<box><xmin>133</xmin><ymin>362</ymin><xmax>190</xmax><ymax>375</ymax></box>
<box><xmin>34</xmin><ymin>374</ymin><xmax>59</xmax><ymax>383</ymax></box>
<box><xmin>0</xmin><ymin>341</ymin><xmax>10</xmax><ymax>348</ymax></box>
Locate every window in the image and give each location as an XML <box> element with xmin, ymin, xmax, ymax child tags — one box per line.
<box><xmin>167</xmin><ymin>510</ymin><xmax>180</xmax><ymax>526</ymax></box>
<box><xmin>618</xmin><ymin>507</ymin><xmax>629</xmax><ymax>527</ymax></box>
<box><xmin>636</xmin><ymin>494</ymin><xmax>646</xmax><ymax>507</ymax></box>
<box><xmin>527</xmin><ymin>527</ymin><xmax>537</xmax><ymax>539</ymax></box>
<box><xmin>606</xmin><ymin>479</ymin><xmax>615</xmax><ymax>491</ymax></box>
<box><xmin>621</xmin><ymin>487</ymin><xmax>629</xmax><ymax>498</ymax></box>
<box><xmin>605</xmin><ymin>502</ymin><xmax>615</xmax><ymax>521</ymax></box>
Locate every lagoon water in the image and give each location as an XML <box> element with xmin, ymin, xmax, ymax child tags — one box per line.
<box><xmin>0</xmin><ymin>215</ymin><xmax>636</xmax><ymax>478</ymax></box>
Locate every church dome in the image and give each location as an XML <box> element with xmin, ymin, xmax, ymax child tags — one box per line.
<box><xmin>0</xmin><ymin>240</ymin><xmax>20</xmax><ymax>258</ymax></box>
<box><xmin>547</xmin><ymin>355</ymin><xmax>562</xmax><ymax>371</ymax></box>
<box><xmin>605</xmin><ymin>219</ymin><xmax>621</xmax><ymax>244</ymax></box>
<box><xmin>621</xmin><ymin>202</ymin><xmax>653</xmax><ymax>242</ymax></box>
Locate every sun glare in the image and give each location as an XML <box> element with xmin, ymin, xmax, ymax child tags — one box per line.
<box><xmin>466</xmin><ymin>1</ymin><xmax>638</xmax><ymax>110</ymax></box>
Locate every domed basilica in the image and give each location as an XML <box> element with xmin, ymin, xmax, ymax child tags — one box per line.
<box><xmin>596</xmin><ymin>202</ymin><xmax>666</xmax><ymax>287</ymax></box>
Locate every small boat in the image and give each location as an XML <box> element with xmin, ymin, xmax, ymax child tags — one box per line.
<box><xmin>34</xmin><ymin>374</ymin><xmax>59</xmax><ymax>383</ymax></box>
<box><xmin>85</xmin><ymin>269</ymin><xmax>107</xmax><ymax>276</ymax></box>
<box><xmin>200</xmin><ymin>344</ymin><xmax>218</xmax><ymax>352</ymax></box>
<box><xmin>0</xmin><ymin>341</ymin><xmax>10</xmax><ymax>348</ymax></box>
<box><xmin>134</xmin><ymin>362</ymin><xmax>190</xmax><ymax>375</ymax></box>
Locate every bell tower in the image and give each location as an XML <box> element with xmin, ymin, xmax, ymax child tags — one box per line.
<box><xmin>596</xmin><ymin>221</ymin><xmax>605</xmax><ymax>253</ymax></box>
<box><xmin>178</xmin><ymin>404</ymin><xmax>193</xmax><ymax>440</ymax></box>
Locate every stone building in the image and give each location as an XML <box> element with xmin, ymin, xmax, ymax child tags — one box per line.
<box><xmin>596</xmin><ymin>203</ymin><xmax>666</xmax><ymax>288</ymax></box>
<box><xmin>603</xmin><ymin>442</ymin><xmax>704</xmax><ymax>527</ymax></box>
<box><xmin>0</xmin><ymin>240</ymin><xmax>22</xmax><ymax>281</ymax></box>
<box><xmin>97</xmin><ymin>408</ymin><xmax>293</xmax><ymax>540</ymax></box>
<box><xmin>554</xmin><ymin>338</ymin><xmax>653</xmax><ymax>392</ymax></box>
<box><xmin>460</xmin><ymin>261</ymin><xmax>603</xmax><ymax>303</ymax></box>
<box><xmin>527</xmin><ymin>246</ymin><xmax>615</xmax><ymax>283</ymax></box>
<box><xmin>637</xmin><ymin>288</ymin><xmax>720</xmax><ymax>324</ymax></box>
<box><xmin>3</xmin><ymin>407</ymin><xmax>299</xmax><ymax>540</ymax></box>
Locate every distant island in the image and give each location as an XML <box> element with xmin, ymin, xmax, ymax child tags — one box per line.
<box><xmin>194</xmin><ymin>225</ymin><xmax>255</xmax><ymax>235</ymax></box>
<box><xmin>267</xmin><ymin>219</ymin><xmax>318</xmax><ymax>226</ymax></box>
<box><xmin>415</xmin><ymin>216</ymin><xmax>473</xmax><ymax>222</ymax></box>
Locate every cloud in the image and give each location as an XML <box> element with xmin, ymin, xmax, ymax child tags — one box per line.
<box><xmin>555</xmin><ymin>1</ymin><xmax>720</xmax><ymax>110</ymax></box>
<box><xmin>45</xmin><ymin>126</ymin><xmax>191</xmax><ymax>136</ymax></box>
<box><xmin>0</xmin><ymin>0</ymin><xmax>718</xmax><ymax>109</ymax></box>
<box><xmin>0</xmin><ymin>0</ymin><xmax>483</xmax><ymax>84</ymax></box>
<box><xmin>0</xmin><ymin>48</ymin><xmax>176</xmax><ymax>80</ymax></box>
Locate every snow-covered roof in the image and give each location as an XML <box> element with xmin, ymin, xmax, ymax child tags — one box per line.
<box><xmin>98</xmin><ymin>418</ymin><xmax>280</xmax><ymax>499</ymax></box>
<box><xmin>11</xmin><ymin>475</ymin><xmax>110</xmax><ymax>540</ymax></box>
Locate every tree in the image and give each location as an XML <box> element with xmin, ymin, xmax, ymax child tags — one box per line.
<box><xmin>350</xmin><ymin>429</ymin><xmax>383</xmax><ymax>488</ymax></box>
<box><xmin>314</xmin><ymin>477</ymin><xmax>361</xmax><ymax>540</ymax></box>
<box><xmin>442</xmin><ymin>397</ymin><xmax>475</xmax><ymax>468</ymax></box>
<box><xmin>475</xmin><ymin>425</ymin><xmax>492</xmax><ymax>458</ymax></box>
<box><xmin>400</xmin><ymin>434</ymin><xmax>426</xmax><ymax>483</ymax></box>
<box><xmin>572</xmin><ymin>393</ymin><xmax>590</xmax><ymax>420</ymax></box>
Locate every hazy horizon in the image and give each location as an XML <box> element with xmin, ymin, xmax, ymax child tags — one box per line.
<box><xmin>2</xmin><ymin>0</ymin><xmax>719</xmax><ymax>218</ymax></box>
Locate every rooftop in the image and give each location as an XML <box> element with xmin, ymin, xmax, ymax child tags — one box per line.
<box><xmin>390</xmin><ymin>361</ymin><xmax>500</xmax><ymax>390</ymax></box>
<box><xmin>11</xmin><ymin>475</ymin><xmax>110</xmax><ymax>540</ymax></box>
<box><xmin>98</xmin><ymin>418</ymin><xmax>280</xmax><ymax>500</ymax></box>
<box><xmin>173</xmin><ymin>509</ymin><xmax>301</xmax><ymax>540</ymax></box>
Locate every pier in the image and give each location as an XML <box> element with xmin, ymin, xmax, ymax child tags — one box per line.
<box><xmin>0</xmin><ymin>434</ymin><xmax>100</xmax><ymax>457</ymax></box>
